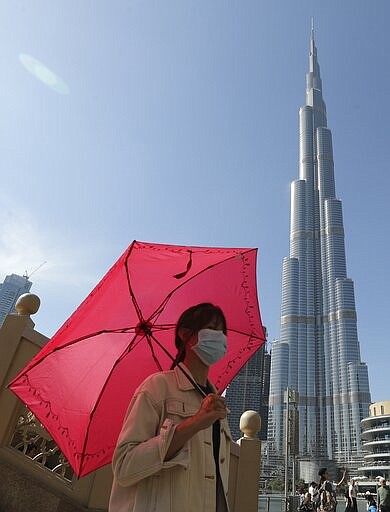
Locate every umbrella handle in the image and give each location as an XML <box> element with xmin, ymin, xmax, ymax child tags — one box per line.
<box><xmin>148</xmin><ymin>332</ymin><xmax>208</xmax><ymax>397</ymax></box>
<box><xmin>148</xmin><ymin>333</ymin><xmax>229</xmax><ymax>410</ymax></box>
<box><xmin>176</xmin><ymin>363</ymin><xmax>208</xmax><ymax>398</ymax></box>
<box><xmin>176</xmin><ymin>363</ymin><xmax>230</xmax><ymax>413</ymax></box>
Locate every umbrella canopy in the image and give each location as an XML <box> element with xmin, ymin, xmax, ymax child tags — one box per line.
<box><xmin>9</xmin><ymin>240</ymin><xmax>266</xmax><ymax>477</ymax></box>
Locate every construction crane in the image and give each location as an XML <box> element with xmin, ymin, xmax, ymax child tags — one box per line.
<box><xmin>23</xmin><ymin>261</ymin><xmax>47</xmax><ymax>280</ymax></box>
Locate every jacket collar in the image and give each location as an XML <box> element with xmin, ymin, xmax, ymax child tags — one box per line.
<box><xmin>174</xmin><ymin>363</ymin><xmax>216</xmax><ymax>393</ymax></box>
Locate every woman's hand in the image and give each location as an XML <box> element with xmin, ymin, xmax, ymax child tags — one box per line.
<box><xmin>192</xmin><ymin>394</ymin><xmax>228</xmax><ymax>430</ymax></box>
<box><xmin>164</xmin><ymin>393</ymin><xmax>227</xmax><ymax>461</ymax></box>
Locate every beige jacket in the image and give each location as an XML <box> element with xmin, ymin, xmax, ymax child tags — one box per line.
<box><xmin>109</xmin><ymin>364</ymin><xmax>232</xmax><ymax>512</ymax></box>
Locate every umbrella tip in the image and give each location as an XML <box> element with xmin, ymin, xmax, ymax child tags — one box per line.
<box><xmin>15</xmin><ymin>293</ymin><xmax>41</xmax><ymax>316</ymax></box>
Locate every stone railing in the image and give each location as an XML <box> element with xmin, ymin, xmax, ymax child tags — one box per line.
<box><xmin>0</xmin><ymin>293</ymin><xmax>262</xmax><ymax>512</ymax></box>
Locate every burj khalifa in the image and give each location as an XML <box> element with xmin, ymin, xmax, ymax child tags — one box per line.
<box><xmin>267</xmin><ymin>29</ymin><xmax>371</xmax><ymax>470</ymax></box>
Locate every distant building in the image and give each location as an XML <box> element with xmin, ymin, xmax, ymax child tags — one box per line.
<box><xmin>225</xmin><ymin>335</ymin><xmax>270</xmax><ymax>442</ymax></box>
<box><xmin>0</xmin><ymin>274</ymin><xmax>32</xmax><ymax>326</ymax></box>
<box><xmin>358</xmin><ymin>401</ymin><xmax>390</xmax><ymax>483</ymax></box>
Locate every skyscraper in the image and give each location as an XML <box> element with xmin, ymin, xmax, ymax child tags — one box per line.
<box><xmin>225</xmin><ymin>342</ymin><xmax>271</xmax><ymax>441</ymax></box>
<box><xmin>267</xmin><ymin>29</ymin><xmax>371</xmax><ymax>472</ymax></box>
<box><xmin>0</xmin><ymin>274</ymin><xmax>32</xmax><ymax>326</ymax></box>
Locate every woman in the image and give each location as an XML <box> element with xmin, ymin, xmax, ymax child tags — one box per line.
<box><xmin>109</xmin><ymin>303</ymin><xmax>231</xmax><ymax>512</ymax></box>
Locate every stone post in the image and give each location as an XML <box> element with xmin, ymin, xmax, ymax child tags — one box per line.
<box><xmin>0</xmin><ymin>293</ymin><xmax>45</xmax><ymax>444</ymax></box>
<box><xmin>233</xmin><ymin>410</ymin><xmax>261</xmax><ymax>512</ymax></box>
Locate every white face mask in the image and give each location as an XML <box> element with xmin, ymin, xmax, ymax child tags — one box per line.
<box><xmin>192</xmin><ymin>329</ymin><xmax>227</xmax><ymax>366</ymax></box>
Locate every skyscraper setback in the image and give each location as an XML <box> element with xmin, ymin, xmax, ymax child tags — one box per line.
<box><xmin>268</xmin><ymin>29</ymin><xmax>371</xmax><ymax>470</ymax></box>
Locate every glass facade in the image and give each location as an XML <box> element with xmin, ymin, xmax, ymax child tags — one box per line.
<box><xmin>225</xmin><ymin>343</ymin><xmax>271</xmax><ymax>442</ymax></box>
<box><xmin>0</xmin><ymin>274</ymin><xmax>32</xmax><ymax>326</ymax></box>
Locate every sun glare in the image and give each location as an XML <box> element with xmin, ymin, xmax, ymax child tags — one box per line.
<box><xmin>19</xmin><ymin>54</ymin><xmax>70</xmax><ymax>95</ymax></box>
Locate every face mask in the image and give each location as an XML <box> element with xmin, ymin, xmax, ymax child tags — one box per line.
<box><xmin>192</xmin><ymin>329</ymin><xmax>227</xmax><ymax>366</ymax></box>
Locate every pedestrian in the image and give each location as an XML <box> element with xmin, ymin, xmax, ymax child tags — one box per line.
<box><xmin>348</xmin><ymin>479</ymin><xmax>358</xmax><ymax>512</ymax></box>
<box><xmin>378</xmin><ymin>478</ymin><xmax>390</xmax><ymax>512</ymax></box>
<box><xmin>344</xmin><ymin>486</ymin><xmax>351</xmax><ymax>512</ymax></box>
<box><xmin>366</xmin><ymin>492</ymin><xmax>373</xmax><ymax>509</ymax></box>
<box><xmin>300</xmin><ymin>492</ymin><xmax>315</xmax><ymax>512</ymax></box>
<box><xmin>299</xmin><ymin>488</ymin><xmax>307</xmax><ymax>507</ymax></box>
<box><xmin>109</xmin><ymin>303</ymin><xmax>231</xmax><ymax>512</ymax></box>
<box><xmin>318</xmin><ymin>467</ymin><xmax>346</xmax><ymax>512</ymax></box>
<box><xmin>309</xmin><ymin>482</ymin><xmax>317</xmax><ymax>498</ymax></box>
<box><xmin>368</xmin><ymin>497</ymin><xmax>377</xmax><ymax>512</ymax></box>
<box><xmin>310</xmin><ymin>482</ymin><xmax>320</xmax><ymax>511</ymax></box>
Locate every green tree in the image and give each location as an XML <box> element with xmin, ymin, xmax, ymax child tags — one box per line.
<box><xmin>267</xmin><ymin>478</ymin><xmax>285</xmax><ymax>492</ymax></box>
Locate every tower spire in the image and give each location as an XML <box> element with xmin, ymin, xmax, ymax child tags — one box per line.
<box><xmin>309</xmin><ymin>21</ymin><xmax>318</xmax><ymax>76</ymax></box>
<box><xmin>306</xmin><ymin>21</ymin><xmax>325</xmax><ymax>111</ymax></box>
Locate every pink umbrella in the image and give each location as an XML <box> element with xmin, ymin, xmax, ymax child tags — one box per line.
<box><xmin>9</xmin><ymin>241</ymin><xmax>266</xmax><ymax>477</ymax></box>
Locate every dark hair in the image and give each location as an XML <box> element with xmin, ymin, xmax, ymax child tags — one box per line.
<box><xmin>171</xmin><ymin>303</ymin><xmax>227</xmax><ymax>368</ymax></box>
<box><xmin>318</xmin><ymin>467</ymin><xmax>327</xmax><ymax>478</ymax></box>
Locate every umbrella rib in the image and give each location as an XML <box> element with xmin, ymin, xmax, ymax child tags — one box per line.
<box><xmin>78</xmin><ymin>330</ymin><xmax>140</xmax><ymax>475</ymax></box>
<box><xmin>226</xmin><ymin>327</ymin><xmax>265</xmax><ymax>341</ymax></box>
<box><xmin>77</xmin><ymin>329</ymin><xmax>167</xmax><ymax>473</ymax></box>
<box><xmin>145</xmin><ymin>335</ymin><xmax>163</xmax><ymax>372</ymax></box>
<box><xmin>147</xmin><ymin>248</ymin><xmax>256</xmax><ymax>325</ymax></box>
<box><xmin>11</xmin><ymin>330</ymin><xmax>142</xmax><ymax>476</ymax></box>
<box><xmin>124</xmin><ymin>241</ymin><xmax>145</xmax><ymax>324</ymax></box>
<box><xmin>77</xmin><ymin>328</ymin><xmax>167</xmax><ymax>474</ymax></box>
<box><xmin>8</xmin><ymin>328</ymin><xmax>137</xmax><ymax>386</ymax></box>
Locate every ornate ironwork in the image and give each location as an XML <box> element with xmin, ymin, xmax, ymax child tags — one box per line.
<box><xmin>9</xmin><ymin>405</ymin><xmax>74</xmax><ymax>483</ymax></box>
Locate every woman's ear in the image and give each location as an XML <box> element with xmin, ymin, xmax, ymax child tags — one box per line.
<box><xmin>178</xmin><ymin>327</ymin><xmax>192</xmax><ymax>344</ymax></box>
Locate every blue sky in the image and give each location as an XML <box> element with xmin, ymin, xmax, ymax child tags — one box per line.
<box><xmin>0</xmin><ymin>1</ymin><xmax>389</xmax><ymax>403</ymax></box>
